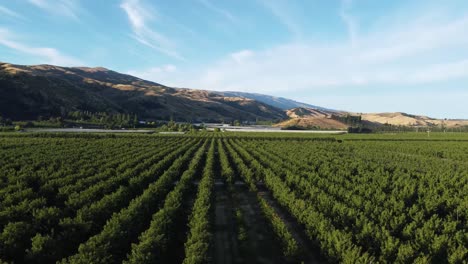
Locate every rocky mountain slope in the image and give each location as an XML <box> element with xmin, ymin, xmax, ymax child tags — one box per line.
<box><xmin>0</xmin><ymin>62</ymin><xmax>286</xmax><ymax>122</ymax></box>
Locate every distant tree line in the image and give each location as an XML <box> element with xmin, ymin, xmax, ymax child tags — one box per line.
<box><xmin>66</xmin><ymin>111</ymin><xmax>138</xmax><ymax>129</ymax></box>
<box><xmin>331</xmin><ymin>114</ymin><xmax>363</xmax><ymax>126</ymax></box>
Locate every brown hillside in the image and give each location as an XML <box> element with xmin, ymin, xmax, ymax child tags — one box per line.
<box><xmin>275</xmin><ymin>107</ymin><xmax>348</xmax><ymax>129</ymax></box>
<box><xmin>361</xmin><ymin>112</ymin><xmax>468</xmax><ymax>127</ymax></box>
<box><xmin>0</xmin><ymin>62</ymin><xmax>287</xmax><ymax>122</ymax></box>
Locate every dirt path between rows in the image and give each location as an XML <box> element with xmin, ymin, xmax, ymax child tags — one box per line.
<box><xmin>233</xmin><ymin>184</ymin><xmax>287</xmax><ymax>264</ymax></box>
<box><xmin>257</xmin><ymin>184</ymin><xmax>324</xmax><ymax>264</ymax></box>
<box><xmin>213</xmin><ymin>181</ymin><xmax>238</xmax><ymax>264</ymax></box>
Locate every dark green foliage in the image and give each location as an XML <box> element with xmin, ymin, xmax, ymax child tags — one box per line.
<box><xmin>124</xmin><ymin>140</ymin><xmax>208</xmax><ymax>263</ymax></box>
<box><xmin>348</xmin><ymin>126</ymin><xmax>373</xmax><ymax>133</ymax></box>
<box><xmin>64</xmin><ymin>140</ymin><xmax>203</xmax><ymax>263</ymax></box>
<box><xmin>66</xmin><ymin>111</ymin><xmax>138</xmax><ymax>129</ymax></box>
<box><xmin>0</xmin><ymin>133</ymin><xmax>467</xmax><ymax>263</ymax></box>
<box><xmin>331</xmin><ymin>114</ymin><xmax>363</xmax><ymax>126</ymax></box>
<box><xmin>227</xmin><ymin>136</ymin><xmax>468</xmax><ymax>263</ymax></box>
<box><xmin>257</xmin><ymin>195</ymin><xmax>301</xmax><ymax>259</ymax></box>
<box><xmin>182</xmin><ymin>139</ymin><xmax>216</xmax><ymax>264</ymax></box>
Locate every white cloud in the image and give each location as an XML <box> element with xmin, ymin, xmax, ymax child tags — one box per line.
<box><xmin>0</xmin><ymin>5</ymin><xmax>25</xmax><ymax>20</ymax></box>
<box><xmin>198</xmin><ymin>0</ymin><xmax>238</xmax><ymax>24</ymax></box>
<box><xmin>258</xmin><ymin>0</ymin><xmax>302</xmax><ymax>38</ymax></box>
<box><xmin>124</xmin><ymin>2</ymin><xmax>468</xmax><ymax>118</ymax></box>
<box><xmin>163</xmin><ymin>65</ymin><xmax>177</xmax><ymax>72</ymax></box>
<box><xmin>120</xmin><ymin>0</ymin><xmax>183</xmax><ymax>60</ymax></box>
<box><xmin>0</xmin><ymin>28</ymin><xmax>82</xmax><ymax>66</ymax></box>
<box><xmin>351</xmin><ymin>16</ymin><xmax>468</xmax><ymax>65</ymax></box>
<box><xmin>339</xmin><ymin>0</ymin><xmax>359</xmax><ymax>47</ymax></box>
<box><xmin>230</xmin><ymin>50</ymin><xmax>254</xmax><ymax>64</ymax></box>
<box><xmin>302</xmin><ymin>91</ymin><xmax>468</xmax><ymax>119</ymax></box>
<box><xmin>120</xmin><ymin>0</ymin><xmax>153</xmax><ymax>29</ymax></box>
<box><xmin>127</xmin><ymin>64</ymin><xmax>178</xmax><ymax>85</ymax></box>
<box><xmin>154</xmin><ymin>8</ymin><xmax>468</xmax><ymax>95</ymax></box>
<box><xmin>28</xmin><ymin>0</ymin><xmax>81</xmax><ymax>20</ymax></box>
<box><xmin>407</xmin><ymin>59</ymin><xmax>468</xmax><ymax>83</ymax></box>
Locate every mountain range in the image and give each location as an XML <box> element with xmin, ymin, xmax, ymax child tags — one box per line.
<box><xmin>1</xmin><ymin>61</ymin><xmax>467</xmax><ymax>129</ymax></box>
<box><xmin>0</xmin><ymin>62</ymin><xmax>285</xmax><ymax>122</ymax></box>
<box><xmin>217</xmin><ymin>91</ymin><xmax>334</xmax><ymax>111</ymax></box>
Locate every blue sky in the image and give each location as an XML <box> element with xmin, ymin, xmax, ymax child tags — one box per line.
<box><xmin>1</xmin><ymin>0</ymin><xmax>468</xmax><ymax>118</ymax></box>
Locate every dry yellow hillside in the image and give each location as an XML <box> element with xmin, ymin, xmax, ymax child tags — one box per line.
<box><xmin>285</xmin><ymin>108</ymin><xmax>330</xmax><ymax>118</ymax></box>
<box><xmin>275</xmin><ymin>107</ymin><xmax>348</xmax><ymax>129</ymax></box>
<box><xmin>277</xmin><ymin>108</ymin><xmax>468</xmax><ymax>130</ymax></box>
<box><xmin>361</xmin><ymin>112</ymin><xmax>468</xmax><ymax>127</ymax></box>
<box><xmin>276</xmin><ymin>117</ymin><xmax>348</xmax><ymax>129</ymax></box>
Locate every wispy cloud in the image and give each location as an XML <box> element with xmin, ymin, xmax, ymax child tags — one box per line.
<box><xmin>144</xmin><ymin>6</ymin><xmax>468</xmax><ymax>98</ymax></box>
<box><xmin>230</xmin><ymin>50</ymin><xmax>255</xmax><ymax>64</ymax></box>
<box><xmin>198</xmin><ymin>0</ymin><xmax>238</xmax><ymax>24</ymax></box>
<box><xmin>127</xmin><ymin>64</ymin><xmax>178</xmax><ymax>86</ymax></box>
<box><xmin>298</xmin><ymin>91</ymin><xmax>468</xmax><ymax>119</ymax></box>
<box><xmin>0</xmin><ymin>28</ymin><xmax>82</xmax><ymax>66</ymax></box>
<box><xmin>0</xmin><ymin>5</ymin><xmax>25</xmax><ymax>20</ymax></box>
<box><xmin>258</xmin><ymin>0</ymin><xmax>302</xmax><ymax>38</ymax></box>
<box><xmin>28</xmin><ymin>0</ymin><xmax>81</xmax><ymax>20</ymax></box>
<box><xmin>120</xmin><ymin>0</ymin><xmax>183</xmax><ymax>60</ymax></box>
<box><xmin>339</xmin><ymin>0</ymin><xmax>359</xmax><ymax>47</ymax></box>
<box><xmin>352</xmin><ymin>15</ymin><xmax>468</xmax><ymax>64</ymax></box>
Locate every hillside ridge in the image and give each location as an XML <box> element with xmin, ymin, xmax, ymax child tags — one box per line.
<box><xmin>219</xmin><ymin>91</ymin><xmax>334</xmax><ymax>111</ymax></box>
<box><xmin>1</xmin><ymin>61</ymin><xmax>467</xmax><ymax>129</ymax></box>
<box><xmin>0</xmin><ymin>62</ymin><xmax>286</xmax><ymax>122</ymax></box>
